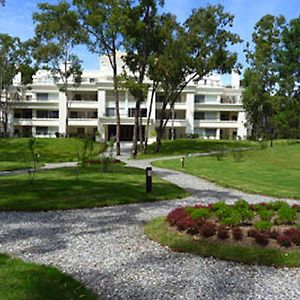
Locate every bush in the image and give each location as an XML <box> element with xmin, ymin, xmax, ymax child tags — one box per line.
<box><xmin>187</xmin><ymin>207</ymin><xmax>211</xmax><ymax>220</ymax></box>
<box><xmin>254</xmin><ymin>221</ymin><xmax>272</xmax><ymax>231</ymax></box>
<box><xmin>217</xmin><ymin>225</ymin><xmax>229</xmax><ymax>240</ymax></box>
<box><xmin>284</xmin><ymin>228</ymin><xmax>300</xmax><ymax>246</ymax></box>
<box><xmin>214</xmin><ymin>146</ymin><xmax>225</xmax><ymax>161</ymax></box>
<box><xmin>254</xmin><ymin>232</ymin><xmax>269</xmax><ymax>246</ymax></box>
<box><xmin>232</xmin><ymin>149</ymin><xmax>245</xmax><ymax>162</ymax></box>
<box><xmin>200</xmin><ymin>221</ymin><xmax>216</xmax><ymax>238</ymax></box>
<box><xmin>248</xmin><ymin>228</ymin><xmax>260</xmax><ymax>239</ymax></box>
<box><xmin>258</xmin><ymin>209</ymin><xmax>274</xmax><ymax>222</ymax></box>
<box><xmin>278</xmin><ymin>206</ymin><xmax>297</xmax><ymax>224</ymax></box>
<box><xmin>277</xmin><ymin>235</ymin><xmax>292</xmax><ymax>248</ymax></box>
<box><xmin>232</xmin><ymin>227</ymin><xmax>243</xmax><ymax>241</ymax></box>
<box><xmin>221</xmin><ymin>214</ymin><xmax>241</xmax><ymax>226</ymax></box>
<box><xmin>234</xmin><ymin>199</ymin><xmax>249</xmax><ymax>209</ymax></box>
<box><xmin>266</xmin><ymin>201</ymin><xmax>289</xmax><ymax>211</ymax></box>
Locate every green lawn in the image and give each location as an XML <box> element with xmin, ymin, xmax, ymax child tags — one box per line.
<box><xmin>0</xmin><ymin>254</ymin><xmax>97</xmax><ymax>300</ymax></box>
<box><xmin>0</xmin><ymin>163</ymin><xmax>188</xmax><ymax>211</ymax></box>
<box><xmin>145</xmin><ymin>217</ymin><xmax>300</xmax><ymax>267</ymax></box>
<box><xmin>138</xmin><ymin>139</ymin><xmax>257</xmax><ymax>159</ymax></box>
<box><xmin>0</xmin><ymin>138</ymin><xmax>103</xmax><ymax>171</ymax></box>
<box><xmin>153</xmin><ymin>141</ymin><xmax>300</xmax><ymax>199</ymax></box>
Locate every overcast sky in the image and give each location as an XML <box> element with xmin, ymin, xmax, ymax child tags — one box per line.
<box><xmin>0</xmin><ymin>0</ymin><xmax>299</xmax><ymax>73</ymax></box>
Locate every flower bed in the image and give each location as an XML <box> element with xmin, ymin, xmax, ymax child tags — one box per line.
<box><xmin>166</xmin><ymin>200</ymin><xmax>300</xmax><ymax>249</ymax></box>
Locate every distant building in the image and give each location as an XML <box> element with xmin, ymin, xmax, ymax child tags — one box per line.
<box><xmin>3</xmin><ymin>53</ymin><xmax>248</xmax><ymax>140</ymax></box>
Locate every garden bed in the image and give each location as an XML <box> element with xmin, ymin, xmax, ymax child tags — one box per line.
<box><xmin>145</xmin><ymin>200</ymin><xmax>300</xmax><ymax>267</ymax></box>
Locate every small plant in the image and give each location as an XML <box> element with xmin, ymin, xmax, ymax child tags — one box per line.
<box><xmin>187</xmin><ymin>207</ymin><xmax>211</xmax><ymax>220</ymax></box>
<box><xmin>277</xmin><ymin>235</ymin><xmax>292</xmax><ymax>248</ymax></box>
<box><xmin>259</xmin><ymin>140</ymin><xmax>268</xmax><ymax>150</ymax></box>
<box><xmin>200</xmin><ymin>221</ymin><xmax>216</xmax><ymax>238</ymax></box>
<box><xmin>232</xmin><ymin>149</ymin><xmax>245</xmax><ymax>162</ymax></box>
<box><xmin>214</xmin><ymin>146</ymin><xmax>225</xmax><ymax>161</ymax></box>
<box><xmin>26</xmin><ymin>138</ymin><xmax>39</xmax><ymax>185</ymax></box>
<box><xmin>232</xmin><ymin>227</ymin><xmax>243</xmax><ymax>241</ymax></box>
<box><xmin>284</xmin><ymin>228</ymin><xmax>300</xmax><ymax>246</ymax></box>
<box><xmin>248</xmin><ymin>228</ymin><xmax>260</xmax><ymax>239</ymax></box>
<box><xmin>217</xmin><ymin>225</ymin><xmax>229</xmax><ymax>240</ymax></box>
<box><xmin>258</xmin><ymin>209</ymin><xmax>274</xmax><ymax>222</ymax></box>
<box><xmin>278</xmin><ymin>206</ymin><xmax>297</xmax><ymax>224</ymax></box>
<box><xmin>254</xmin><ymin>221</ymin><xmax>272</xmax><ymax>231</ymax></box>
<box><xmin>221</xmin><ymin>215</ymin><xmax>241</xmax><ymax>226</ymax></box>
<box><xmin>254</xmin><ymin>232</ymin><xmax>269</xmax><ymax>246</ymax></box>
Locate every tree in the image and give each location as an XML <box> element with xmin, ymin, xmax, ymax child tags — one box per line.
<box><xmin>151</xmin><ymin>5</ymin><xmax>241</xmax><ymax>152</ymax></box>
<box><xmin>33</xmin><ymin>1</ymin><xmax>84</xmax><ymax>137</ymax></box>
<box><xmin>275</xmin><ymin>16</ymin><xmax>300</xmax><ymax>138</ymax></box>
<box><xmin>121</xmin><ymin>0</ymin><xmax>164</xmax><ymax>158</ymax></box>
<box><xmin>73</xmin><ymin>0</ymin><xmax>130</xmax><ymax>156</ymax></box>
<box><xmin>242</xmin><ymin>15</ymin><xmax>285</xmax><ymax>140</ymax></box>
<box><xmin>0</xmin><ymin>35</ymin><xmax>35</xmax><ymax>136</ymax></box>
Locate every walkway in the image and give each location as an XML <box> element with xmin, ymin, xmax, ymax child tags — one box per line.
<box><xmin>0</xmin><ymin>150</ymin><xmax>300</xmax><ymax>299</ymax></box>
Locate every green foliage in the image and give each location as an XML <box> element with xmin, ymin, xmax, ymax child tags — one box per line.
<box><xmin>258</xmin><ymin>209</ymin><xmax>274</xmax><ymax>221</ymax></box>
<box><xmin>220</xmin><ymin>214</ymin><xmax>241</xmax><ymax>226</ymax></box>
<box><xmin>278</xmin><ymin>206</ymin><xmax>297</xmax><ymax>224</ymax></box>
<box><xmin>186</xmin><ymin>207</ymin><xmax>211</xmax><ymax>220</ymax></box>
<box><xmin>232</xmin><ymin>149</ymin><xmax>245</xmax><ymax>162</ymax></box>
<box><xmin>254</xmin><ymin>221</ymin><xmax>272</xmax><ymax>231</ymax></box>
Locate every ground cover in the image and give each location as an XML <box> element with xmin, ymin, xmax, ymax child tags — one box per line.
<box><xmin>145</xmin><ymin>200</ymin><xmax>300</xmax><ymax>267</ymax></box>
<box><xmin>0</xmin><ymin>254</ymin><xmax>97</xmax><ymax>300</ymax></box>
<box><xmin>0</xmin><ymin>138</ymin><xmax>104</xmax><ymax>171</ymax></box>
<box><xmin>153</xmin><ymin>141</ymin><xmax>300</xmax><ymax>199</ymax></box>
<box><xmin>138</xmin><ymin>139</ymin><xmax>257</xmax><ymax>159</ymax></box>
<box><xmin>0</xmin><ymin>163</ymin><xmax>188</xmax><ymax>211</ymax></box>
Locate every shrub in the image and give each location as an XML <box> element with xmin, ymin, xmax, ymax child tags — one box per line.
<box><xmin>277</xmin><ymin>235</ymin><xmax>292</xmax><ymax>248</ymax></box>
<box><xmin>266</xmin><ymin>201</ymin><xmax>289</xmax><ymax>211</ymax></box>
<box><xmin>254</xmin><ymin>232</ymin><xmax>269</xmax><ymax>246</ymax></box>
<box><xmin>167</xmin><ymin>207</ymin><xmax>187</xmax><ymax>226</ymax></box>
<box><xmin>284</xmin><ymin>228</ymin><xmax>300</xmax><ymax>246</ymax></box>
<box><xmin>187</xmin><ymin>207</ymin><xmax>211</xmax><ymax>220</ymax></box>
<box><xmin>234</xmin><ymin>199</ymin><xmax>249</xmax><ymax>209</ymax></box>
<box><xmin>248</xmin><ymin>228</ymin><xmax>260</xmax><ymax>239</ymax></box>
<box><xmin>258</xmin><ymin>209</ymin><xmax>274</xmax><ymax>222</ymax></box>
<box><xmin>254</xmin><ymin>221</ymin><xmax>272</xmax><ymax>231</ymax></box>
<box><xmin>214</xmin><ymin>146</ymin><xmax>225</xmax><ymax>161</ymax></box>
<box><xmin>217</xmin><ymin>225</ymin><xmax>229</xmax><ymax>240</ymax></box>
<box><xmin>268</xmin><ymin>230</ymin><xmax>279</xmax><ymax>240</ymax></box>
<box><xmin>221</xmin><ymin>214</ymin><xmax>241</xmax><ymax>226</ymax></box>
<box><xmin>200</xmin><ymin>221</ymin><xmax>216</xmax><ymax>238</ymax></box>
<box><xmin>278</xmin><ymin>206</ymin><xmax>297</xmax><ymax>224</ymax></box>
<box><xmin>232</xmin><ymin>149</ymin><xmax>245</xmax><ymax>162</ymax></box>
<box><xmin>232</xmin><ymin>227</ymin><xmax>243</xmax><ymax>241</ymax></box>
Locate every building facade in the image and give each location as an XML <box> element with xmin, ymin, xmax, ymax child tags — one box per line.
<box><xmin>3</xmin><ymin>54</ymin><xmax>248</xmax><ymax>141</ymax></box>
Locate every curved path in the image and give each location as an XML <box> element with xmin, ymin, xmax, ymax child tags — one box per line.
<box><xmin>0</xmin><ymin>152</ymin><xmax>300</xmax><ymax>299</ymax></box>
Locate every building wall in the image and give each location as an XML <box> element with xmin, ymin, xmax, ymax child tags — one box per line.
<box><xmin>3</xmin><ymin>55</ymin><xmax>248</xmax><ymax>140</ymax></box>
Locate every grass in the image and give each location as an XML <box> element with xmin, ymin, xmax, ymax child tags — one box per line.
<box><xmin>153</xmin><ymin>141</ymin><xmax>300</xmax><ymax>199</ymax></box>
<box><xmin>138</xmin><ymin>139</ymin><xmax>257</xmax><ymax>159</ymax></box>
<box><xmin>0</xmin><ymin>254</ymin><xmax>97</xmax><ymax>300</ymax></box>
<box><xmin>0</xmin><ymin>138</ymin><xmax>104</xmax><ymax>170</ymax></box>
<box><xmin>145</xmin><ymin>217</ymin><xmax>300</xmax><ymax>267</ymax></box>
<box><xmin>0</xmin><ymin>163</ymin><xmax>188</xmax><ymax>211</ymax></box>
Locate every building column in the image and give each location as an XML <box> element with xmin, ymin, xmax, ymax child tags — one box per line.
<box><xmin>125</xmin><ymin>91</ymin><xmax>129</xmax><ymax>117</ymax></box>
<box><xmin>59</xmin><ymin>92</ymin><xmax>67</xmax><ymax>135</ymax></box>
<box><xmin>97</xmin><ymin>90</ymin><xmax>106</xmax><ymax>140</ymax></box>
<box><xmin>32</xmin><ymin>126</ymin><xmax>36</xmax><ymax>137</ymax></box>
<box><xmin>185</xmin><ymin>93</ymin><xmax>195</xmax><ymax>135</ymax></box>
<box><xmin>146</xmin><ymin>90</ymin><xmax>156</xmax><ymax>140</ymax></box>
<box><xmin>216</xmin><ymin>128</ymin><xmax>220</xmax><ymax>140</ymax></box>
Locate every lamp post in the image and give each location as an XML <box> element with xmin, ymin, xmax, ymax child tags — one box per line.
<box><xmin>146</xmin><ymin>167</ymin><xmax>152</xmax><ymax>193</ymax></box>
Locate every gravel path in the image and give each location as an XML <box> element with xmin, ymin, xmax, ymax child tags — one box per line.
<box><xmin>0</xmin><ymin>150</ymin><xmax>300</xmax><ymax>299</ymax></box>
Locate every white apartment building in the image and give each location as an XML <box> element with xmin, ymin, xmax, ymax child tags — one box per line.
<box><xmin>3</xmin><ymin>54</ymin><xmax>248</xmax><ymax>141</ymax></box>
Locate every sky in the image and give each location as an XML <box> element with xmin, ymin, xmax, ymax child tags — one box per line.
<box><xmin>0</xmin><ymin>0</ymin><xmax>299</xmax><ymax>76</ymax></box>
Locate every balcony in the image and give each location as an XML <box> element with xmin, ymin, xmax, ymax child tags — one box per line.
<box><xmin>68</xmin><ymin>119</ymin><xmax>98</xmax><ymax>127</ymax></box>
<box><xmin>14</xmin><ymin>118</ymin><xmax>59</xmax><ymax>127</ymax></box>
<box><xmin>68</xmin><ymin>101</ymin><xmax>98</xmax><ymax>109</ymax></box>
<box><xmin>194</xmin><ymin>120</ymin><xmax>239</xmax><ymax>128</ymax></box>
<box><xmin>155</xmin><ymin>119</ymin><xmax>186</xmax><ymax>127</ymax></box>
<box><xmin>100</xmin><ymin>116</ymin><xmax>149</xmax><ymax>126</ymax></box>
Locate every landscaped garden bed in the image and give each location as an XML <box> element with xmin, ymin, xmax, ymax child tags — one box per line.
<box><xmin>145</xmin><ymin>200</ymin><xmax>300</xmax><ymax>267</ymax></box>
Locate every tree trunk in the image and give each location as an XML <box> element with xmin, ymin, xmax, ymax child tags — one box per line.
<box><xmin>65</xmin><ymin>92</ymin><xmax>69</xmax><ymax>137</ymax></box>
<box><xmin>139</xmin><ymin>112</ymin><xmax>144</xmax><ymax>153</ymax></box>
<box><xmin>113</xmin><ymin>75</ymin><xmax>121</xmax><ymax>156</ymax></box>
<box><xmin>171</xmin><ymin>105</ymin><xmax>175</xmax><ymax>140</ymax></box>
<box><xmin>144</xmin><ymin>85</ymin><xmax>156</xmax><ymax>153</ymax></box>
<box><xmin>131</xmin><ymin>101</ymin><xmax>140</xmax><ymax>159</ymax></box>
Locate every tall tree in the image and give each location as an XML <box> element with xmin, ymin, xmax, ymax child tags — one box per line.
<box><xmin>122</xmin><ymin>0</ymin><xmax>164</xmax><ymax>158</ymax></box>
<box><xmin>151</xmin><ymin>5</ymin><xmax>241</xmax><ymax>152</ymax></box>
<box><xmin>73</xmin><ymin>0</ymin><xmax>130</xmax><ymax>155</ymax></box>
<box><xmin>0</xmin><ymin>35</ymin><xmax>35</xmax><ymax>136</ymax></box>
<box><xmin>275</xmin><ymin>16</ymin><xmax>300</xmax><ymax>138</ymax></box>
<box><xmin>242</xmin><ymin>15</ymin><xmax>285</xmax><ymax>139</ymax></box>
<box><xmin>33</xmin><ymin>1</ymin><xmax>84</xmax><ymax>137</ymax></box>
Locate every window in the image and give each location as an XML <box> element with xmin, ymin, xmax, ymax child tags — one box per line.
<box><xmin>106</xmin><ymin>108</ymin><xmax>115</xmax><ymax>117</ymax></box>
<box><xmin>195</xmin><ymin>95</ymin><xmax>205</xmax><ymax>103</ymax></box>
<box><xmin>77</xmin><ymin>128</ymin><xmax>85</xmax><ymax>135</ymax></box>
<box><xmin>36</xmin><ymin>127</ymin><xmax>48</xmax><ymax>135</ymax></box>
<box><xmin>194</xmin><ymin>112</ymin><xmax>205</xmax><ymax>120</ymax></box>
<box><xmin>128</xmin><ymin>108</ymin><xmax>147</xmax><ymax>117</ymax></box>
<box><xmin>37</xmin><ymin>111</ymin><xmax>59</xmax><ymax>118</ymax></box>
<box><xmin>26</xmin><ymin>95</ymin><xmax>32</xmax><ymax>101</ymax></box>
<box><xmin>36</xmin><ymin>93</ymin><xmax>48</xmax><ymax>101</ymax></box>
<box><xmin>89</xmin><ymin>78</ymin><xmax>96</xmax><ymax>83</ymax></box>
<box><xmin>205</xmin><ymin>129</ymin><xmax>217</xmax><ymax>137</ymax></box>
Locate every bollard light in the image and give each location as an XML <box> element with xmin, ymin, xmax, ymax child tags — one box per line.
<box><xmin>145</xmin><ymin>167</ymin><xmax>152</xmax><ymax>193</ymax></box>
<box><xmin>180</xmin><ymin>156</ymin><xmax>185</xmax><ymax>168</ymax></box>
